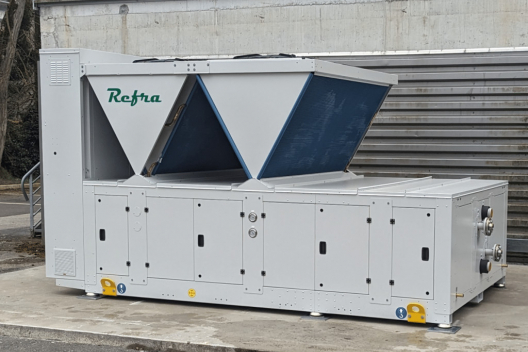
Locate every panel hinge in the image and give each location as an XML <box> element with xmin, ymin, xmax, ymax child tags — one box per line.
<box><xmin>389</xmin><ymin>280</ymin><xmax>394</xmax><ymax>286</ymax></box>
<box><xmin>126</xmin><ymin>261</ymin><xmax>131</xmax><ymax>267</ymax></box>
<box><xmin>366</xmin><ymin>278</ymin><xmax>371</xmax><ymax>284</ymax></box>
<box><xmin>240</xmin><ymin>269</ymin><xmax>245</xmax><ymax>275</ymax></box>
<box><xmin>145</xmin><ymin>263</ymin><xmax>150</xmax><ymax>268</ymax></box>
<box><xmin>261</xmin><ymin>271</ymin><xmax>266</xmax><ymax>277</ymax></box>
<box><xmin>367</xmin><ymin>217</ymin><xmax>372</xmax><ymax>224</ymax></box>
<box><xmin>261</xmin><ymin>213</ymin><xmax>266</xmax><ymax>219</ymax></box>
<box><xmin>390</xmin><ymin>218</ymin><xmax>395</xmax><ymax>225</ymax></box>
<box><xmin>125</xmin><ymin>206</ymin><xmax>130</xmax><ymax>212</ymax></box>
<box><xmin>240</xmin><ymin>212</ymin><xmax>245</xmax><ymax>217</ymax></box>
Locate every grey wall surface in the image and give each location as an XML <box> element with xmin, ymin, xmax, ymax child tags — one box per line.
<box><xmin>336</xmin><ymin>50</ymin><xmax>528</xmax><ymax>240</ymax></box>
<box><xmin>37</xmin><ymin>0</ymin><xmax>528</xmax><ymax>57</ymax></box>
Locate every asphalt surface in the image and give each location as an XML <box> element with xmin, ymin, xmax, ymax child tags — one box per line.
<box><xmin>0</xmin><ymin>335</ymin><xmax>140</xmax><ymax>352</ymax></box>
<box><xmin>0</xmin><ymin>193</ymin><xmax>33</xmax><ymax>217</ymax></box>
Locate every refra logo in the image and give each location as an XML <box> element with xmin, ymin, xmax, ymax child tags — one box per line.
<box><xmin>107</xmin><ymin>88</ymin><xmax>162</xmax><ymax>106</ymax></box>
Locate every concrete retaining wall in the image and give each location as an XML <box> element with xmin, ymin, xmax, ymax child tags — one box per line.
<box><xmin>36</xmin><ymin>0</ymin><xmax>528</xmax><ymax>57</ymax></box>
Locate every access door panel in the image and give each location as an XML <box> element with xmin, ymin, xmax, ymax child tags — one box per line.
<box><xmin>316</xmin><ymin>205</ymin><xmax>369</xmax><ymax>294</ymax></box>
<box><xmin>146</xmin><ymin>197</ymin><xmax>194</xmax><ymax>280</ymax></box>
<box><xmin>263</xmin><ymin>202</ymin><xmax>315</xmax><ymax>290</ymax></box>
<box><xmin>392</xmin><ymin>207</ymin><xmax>435</xmax><ymax>300</ymax></box>
<box><xmin>194</xmin><ymin>199</ymin><xmax>243</xmax><ymax>285</ymax></box>
<box><xmin>95</xmin><ymin>195</ymin><xmax>129</xmax><ymax>276</ymax></box>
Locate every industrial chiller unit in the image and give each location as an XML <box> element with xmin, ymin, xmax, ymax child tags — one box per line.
<box><xmin>40</xmin><ymin>48</ymin><xmax>507</xmax><ymax>326</ymax></box>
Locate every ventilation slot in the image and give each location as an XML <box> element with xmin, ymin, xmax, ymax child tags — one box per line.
<box><xmin>49</xmin><ymin>60</ymin><xmax>71</xmax><ymax>86</ymax></box>
<box><xmin>54</xmin><ymin>249</ymin><xmax>76</xmax><ymax>277</ymax></box>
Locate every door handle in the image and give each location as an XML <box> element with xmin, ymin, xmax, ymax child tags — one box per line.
<box><xmin>319</xmin><ymin>241</ymin><xmax>327</xmax><ymax>255</ymax></box>
<box><xmin>99</xmin><ymin>229</ymin><xmax>106</xmax><ymax>241</ymax></box>
<box><xmin>198</xmin><ymin>234</ymin><xmax>204</xmax><ymax>247</ymax></box>
<box><xmin>422</xmin><ymin>247</ymin><xmax>429</xmax><ymax>261</ymax></box>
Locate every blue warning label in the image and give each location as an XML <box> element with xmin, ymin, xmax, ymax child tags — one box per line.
<box><xmin>117</xmin><ymin>283</ymin><xmax>126</xmax><ymax>294</ymax></box>
<box><xmin>396</xmin><ymin>307</ymin><xmax>407</xmax><ymax>319</ymax></box>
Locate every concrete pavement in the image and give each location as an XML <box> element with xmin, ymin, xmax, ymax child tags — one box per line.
<box><xmin>0</xmin><ymin>265</ymin><xmax>527</xmax><ymax>351</ymax></box>
<box><xmin>0</xmin><ymin>335</ymin><xmax>131</xmax><ymax>352</ymax></box>
<box><xmin>0</xmin><ymin>193</ymin><xmax>33</xmax><ymax>218</ymax></box>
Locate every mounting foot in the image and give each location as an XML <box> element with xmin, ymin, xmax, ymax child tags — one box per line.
<box><xmin>428</xmin><ymin>325</ymin><xmax>461</xmax><ymax>334</ymax></box>
<box><xmin>77</xmin><ymin>293</ymin><xmax>104</xmax><ymax>300</ymax></box>
<box><xmin>494</xmin><ymin>276</ymin><xmax>506</xmax><ymax>288</ymax></box>
<box><xmin>301</xmin><ymin>312</ymin><xmax>329</xmax><ymax>321</ymax></box>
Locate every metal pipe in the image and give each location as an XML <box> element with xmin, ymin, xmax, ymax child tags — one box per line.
<box><xmin>20</xmin><ymin>162</ymin><xmax>40</xmax><ymax>201</ymax></box>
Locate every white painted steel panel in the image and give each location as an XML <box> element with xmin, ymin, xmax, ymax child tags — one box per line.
<box><xmin>471</xmin><ymin>199</ymin><xmax>487</xmax><ymax>290</ymax></box>
<box><xmin>451</xmin><ymin>203</ymin><xmax>476</xmax><ymax>297</ymax></box>
<box><xmin>82</xmin><ymin>186</ymin><xmax>97</xmax><ymax>285</ymax></box>
<box><xmin>87</xmin><ymin>75</ymin><xmax>186</xmax><ymax>174</ymax></box>
<box><xmin>201</xmin><ymin>73</ymin><xmax>310</xmax><ymax>178</ymax></box>
<box><xmin>263</xmin><ymin>202</ymin><xmax>315</xmax><ymax>290</ymax></box>
<box><xmin>128</xmin><ymin>190</ymin><xmax>148</xmax><ymax>285</ymax></box>
<box><xmin>315</xmin><ymin>205</ymin><xmax>369</xmax><ymax>294</ymax></box>
<box><xmin>146</xmin><ymin>197</ymin><xmax>194</xmax><ymax>280</ymax></box>
<box><xmin>208</xmin><ymin>59</ymin><xmax>314</xmax><ymax>74</ymax></box>
<box><xmin>194</xmin><ymin>199</ymin><xmax>243</xmax><ymax>285</ymax></box>
<box><xmin>242</xmin><ymin>194</ymin><xmax>264</xmax><ymax>294</ymax></box>
<box><xmin>84</xmin><ymin>62</ymin><xmax>209</xmax><ymax>75</ymax></box>
<box><xmin>41</xmin><ymin>53</ymin><xmax>85</xmax><ymax>280</ymax></box>
<box><xmin>368</xmin><ymin>199</ymin><xmax>393</xmax><ymax>305</ymax></box>
<box><xmin>314</xmin><ymin>60</ymin><xmax>397</xmax><ymax>86</ymax></box>
<box><xmin>488</xmin><ymin>192</ymin><xmax>508</xmax><ymax>273</ymax></box>
<box><xmin>391</xmin><ymin>207</ymin><xmax>435</xmax><ymax>300</ymax></box>
<box><xmin>95</xmin><ymin>195</ymin><xmax>129</xmax><ymax>276</ymax></box>
<box><xmin>56</xmin><ymin>279</ymin><xmax>85</xmax><ymax>290</ymax></box>
<box><xmin>83</xmin><ymin>83</ymin><xmax>133</xmax><ymax>180</ymax></box>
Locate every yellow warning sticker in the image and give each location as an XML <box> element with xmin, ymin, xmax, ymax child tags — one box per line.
<box><xmin>188</xmin><ymin>288</ymin><xmax>196</xmax><ymax>298</ymax></box>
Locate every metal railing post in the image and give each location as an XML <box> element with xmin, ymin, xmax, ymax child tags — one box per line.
<box><xmin>21</xmin><ymin>162</ymin><xmax>41</xmax><ymax>237</ymax></box>
<box><xmin>29</xmin><ymin>173</ymin><xmax>34</xmax><ymax>235</ymax></box>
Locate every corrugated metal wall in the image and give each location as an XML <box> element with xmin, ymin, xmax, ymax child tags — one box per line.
<box><xmin>324</xmin><ymin>51</ymin><xmax>528</xmax><ymax>246</ymax></box>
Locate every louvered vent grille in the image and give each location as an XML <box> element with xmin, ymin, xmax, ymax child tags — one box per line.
<box><xmin>54</xmin><ymin>249</ymin><xmax>76</xmax><ymax>276</ymax></box>
<box><xmin>49</xmin><ymin>59</ymin><xmax>71</xmax><ymax>85</ymax></box>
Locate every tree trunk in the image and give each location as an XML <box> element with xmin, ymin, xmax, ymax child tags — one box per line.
<box><xmin>0</xmin><ymin>0</ymin><xmax>27</xmax><ymax>167</ymax></box>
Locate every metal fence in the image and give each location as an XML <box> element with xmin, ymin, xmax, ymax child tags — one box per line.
<box><xmin>323</xmin><ymin>51</ymin><xmax>528</xmax><ymax>256</ymax></box>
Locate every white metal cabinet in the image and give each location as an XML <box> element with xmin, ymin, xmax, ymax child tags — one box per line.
<box><xmin>392</xmin><ymin>207</ymin><xmax>435</xmax><ymax>299</ymax></box>
<box><xmin>315</xmin><ymin>205</ymin><xmax>370</xmax><ymax>294</ymax></box>
<box><xmin>194</xmin><ymin>199</ymin><xmax>243</xmax><ymax>284</ymax></box>
<box><xmin>95</xmin><ymin>195</ymin><xmax>129</xmax><ymax>276</ymax></box>
<box><xmin>146</xmin><ymin>197</ymin><xmax>194</xmax><ymax>280</ymax></box>
<box><xmin>263</xmin><ymin>202</ymin><xmax>315</xmax><ymax>290</ymax></box>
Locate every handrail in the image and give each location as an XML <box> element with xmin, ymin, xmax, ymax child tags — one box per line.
<box><xmin>21</xmin><ymin>162</ymin><xmax>40</xmax><ymax>201</ymax></box>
